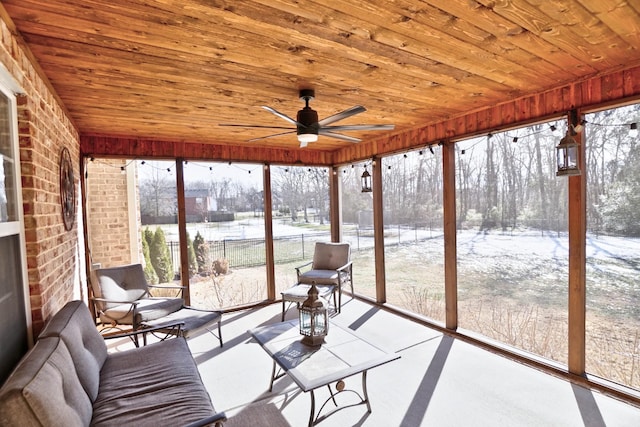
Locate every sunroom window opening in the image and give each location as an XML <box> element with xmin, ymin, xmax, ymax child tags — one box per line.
<box><xmin>382</xmin><ymin>148</ymin><xmax>445</xmax><ymax>322</ymax></box>
<box><xmin>340</xmin><ymin>162</ymin><xmax>376</xmax><ymax>300</ymax></box>
<box><xmin>584</xmin><ymin>102</ymin><xmax>640</xmax><ymax>392</ymax></box>
<box><xmin>454</xmin><ymin>122</ymin><xmax>569</xmax><ymax>365</ymax></box>
<box><xmin>181</xmin><ymin>161</ymin><xmax>266</xmax><ymax>310</ymax></box>
<box><xmin>271</xmin><ymin>165</ymin><xmax>331</xmax><ymax>299</ymax></box>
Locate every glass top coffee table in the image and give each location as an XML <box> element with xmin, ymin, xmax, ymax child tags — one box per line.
<box><xmin>248</xmin><ymin>320</ymin><xmax>400</xmax><ymax>426</ymax></box>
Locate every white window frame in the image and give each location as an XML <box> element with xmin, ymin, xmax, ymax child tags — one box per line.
<box><xmin>0</xmin><ymin>63</ymin><xmax>31</xmax><ymax>343</ymax></box>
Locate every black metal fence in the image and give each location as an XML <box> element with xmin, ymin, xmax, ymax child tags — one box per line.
<box><xmin>166</xmin><ymin>222</ymin><xmax>446</xmax><ymax>270</ymax></box>
<box><xmin>168</xmin><ymin>232</ymin><xmax>329</xmax><ymax>270</ymax></box>
<box><xmin>168</xmin><ymin>218</ymin><xmax>564</xmax><ymax>273</ymax></box>
<box><xmin>162</xmin><ymin>218</ymin><xmax>603</xmax><ymax>277</ymax></box>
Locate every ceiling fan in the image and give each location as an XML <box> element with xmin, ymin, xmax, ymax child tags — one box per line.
<box><xmin>220</xmin><ymin>89</ymin><xmax>394</xmax><ymax>147</ymax></box>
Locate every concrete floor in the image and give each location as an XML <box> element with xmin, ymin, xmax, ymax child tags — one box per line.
<box><xmin>117</xmin><ymin>298</ymin><xmax>640</xmax><ymax>426</ymax></box>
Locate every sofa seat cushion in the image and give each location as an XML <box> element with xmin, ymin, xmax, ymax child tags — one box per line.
<box><xmin>100</xmin><ymin>297</ymin><xmax>184</xmax><ymax>325</ymax></box>
<box><xmin>91</xmin><ymin>338</ymin><xmax>215</xmax><ymax>426</ymax></box>
<box><xmin>0</xmin><ymin>337</ymin><xmax>93</xmax><ymax>427</ymax></box>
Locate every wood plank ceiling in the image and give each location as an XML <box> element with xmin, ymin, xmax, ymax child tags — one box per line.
<box><xmin>2</xmin><ymin>0</ymin><xmax>640</xmax><ymax>159</ymax></box>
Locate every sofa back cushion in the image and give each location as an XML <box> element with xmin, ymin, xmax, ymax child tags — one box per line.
<box><xmin>0</xmin><ymin>337</ymin><xmax>93</xmax><ymax>426</ymax></box>
<box><xmin>312</xmin><ymin>242</ymin><xmax>350</xmax><ymax>270</ymax></box>
<box><xmin>38</xmin><ymin>300</ymin><xmax>108</xmax><ymax>400</ymax></box>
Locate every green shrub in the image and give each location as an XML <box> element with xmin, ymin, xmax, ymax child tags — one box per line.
<box><xmin>186</xmin><ymin>232</ymin><xmax>197</xmax><ymax>277</ymax></box>
<box><xmin>150</xmin><ymin>227</ymin><xmax>173</xmax><ymax>283</ymax></box>
<box><xmin>193</xmin><ymin>231</ymin><xmax>209</xmax><ymax>274</ymax></box>
<box><xmin>141</xmin><ymin>228</ymin><xmax>158</xmax><ymax>284</ymax></box>
<box><xmin>143</xmin><ymin>227</ymin><xmax>154</xmax><ymax>249</ymax></box>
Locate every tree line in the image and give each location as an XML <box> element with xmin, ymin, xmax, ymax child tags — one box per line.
<box><xmin>341</xmin><ymin>104</ymin><xmax>639</xmax><ymax>236</ymax></box>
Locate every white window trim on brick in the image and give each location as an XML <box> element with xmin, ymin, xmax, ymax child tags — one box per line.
<box><xmin>0</xmin><ymin>63</ymin><xmax>31</xmax><ymax>343</ymax></box>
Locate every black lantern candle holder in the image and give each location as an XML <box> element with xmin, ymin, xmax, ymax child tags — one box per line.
<box><xmin>298</xmin><ymin>282</ymin><xmax>328</xmax><ymax>346</ymax></box>
<box><xmin>556</xmin><ymin>132</ymin><xmax>580</xmax><ymax>176</ymax></box>
<box><xmin>361</xmin><ymin>165</ymin><xmax>372</xmax><ymax>192</ymax></box>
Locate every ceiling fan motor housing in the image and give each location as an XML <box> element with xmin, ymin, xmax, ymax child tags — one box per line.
<box><xmin>296</xmin><ymin>107</ymin><xmax>319</xmax><ymax>134</ymax></box>
<box><xmin>297</xmin><ymin>90</ymin><xmax>319</xmax><ymax>135</ymax></box>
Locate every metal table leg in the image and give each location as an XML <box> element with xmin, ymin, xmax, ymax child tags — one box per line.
<box><xmin>308</xmin><ymin>389</ymin><xmax>316</xmax><ymax>427</ymax></box>
<box><xmin>310</xmin><ymin>372</ymin><xmax>372</xmax><ymax>425</ymax></box>
<box><xmin>362</xmin><ymin>370</ymin><xmax>371</xmax><ymax>412</ymax></box>
<box><xmin>269</xmin><ymin>360</ymin><xmax>277</xmax><ymax>392</ymax></box>
<box><xmin>269</xmin><ymin>360</ymin><xmax>288</xmax><ymax>392</ymax></box>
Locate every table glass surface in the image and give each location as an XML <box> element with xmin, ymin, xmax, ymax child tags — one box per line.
<box><xmin>249</xmin><ymin>320</ymin><xmax>400</xmax><ymax>392</ymax></box>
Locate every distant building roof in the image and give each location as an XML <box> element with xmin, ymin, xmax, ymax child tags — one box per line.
<box><xmin>185</xmin><ymin>188</ymin><xmax>210</xmax><ymax>198</ymax></box>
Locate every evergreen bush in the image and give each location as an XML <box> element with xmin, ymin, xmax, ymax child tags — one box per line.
<box><xmin>150</xmin><ymin>227</ymin><xmax>173</xmax><ymax>283</ymax></box>
<box><xmin>143</xmin><ymin>227</ymin><xmax>154</xmax><ymax>250</ymax></box>
<box><xmin>193</xmin><ymin>231</ymin><xmax>209</xmax><ymax>274</ymax></box>
<box><xmin>141</xmin><ymin>228</ymin><xmax>158</xmax><ymax>284</ymax></box>
<box><xmin>186</xmin><ymin>231</ymin><xmax>198</xmax><ymax>277</ymax></box>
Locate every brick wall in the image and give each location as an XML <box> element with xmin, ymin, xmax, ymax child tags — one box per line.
<box><xmin>86</xmin><ymin>159</ymin><xmax>136</xmax><ymax>268</ymax></box>
<box><xmin>0</xmin><ymin>17</ymin><xmax>81</xmax><ymax>335</ymax></box>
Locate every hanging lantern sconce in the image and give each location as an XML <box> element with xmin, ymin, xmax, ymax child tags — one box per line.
<box><xmin>556</xmin><ymin>131</ymin><xmax>580</xmax><ymax>176</ymax></box>
<box><xmin>361</xmin><ymin>165</ymin><xmax>372</xmax><ymax>192</ymax></box>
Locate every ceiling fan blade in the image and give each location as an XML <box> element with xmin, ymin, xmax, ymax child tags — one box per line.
<box><xmin>321</xmin><ymin>124</ymin><xmax>395</xmax><ymax>131</ymax></box>
<box><xmin>318</xmin><ymin>129</ymin><xmax>361</xmax><ymax>143</ymax></box>
<box><xmin>317</xmin><ymin>105</ymin><xmax>366</xmax><ymax>126</ymax></box>
<box><xmin>219</xmin><ymin>124</ymin><xmax>294</xmax><ymax>130</ymax></box>
<box><xmin>247</xmin><ymin>130</ymin><xmax>296</xmax><ymax>142</ymax></box>
<box><xmin>262</xmin><ymin>106</ymin><xmax>303</xmax><ymax>127</ymax></box>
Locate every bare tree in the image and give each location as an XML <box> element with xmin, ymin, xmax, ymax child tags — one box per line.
<box><xmin>306</xmin><ymin>168</ymin><xmax>329</xmax><ymax>224</ymax></box>
<box><xmin>272</xmin><ymin>167</ymin><xmax>308</xmax><ymax>222</ymax></box>
<box><xmin>139</xmin><ymin>165</ymin><xmax>176</xmax><ymax>217</ymax></box>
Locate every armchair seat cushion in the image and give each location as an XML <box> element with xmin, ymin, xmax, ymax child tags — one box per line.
<box><xmin>281</xmin><ymin>283</ymin><xmax>336</xmax><ymax>302</ymax></box>
<box><xmin>91</xmin><ymin>338</ymin><xmax>215</xmax><ymax>426</ymax></box>
<box><xmin>298</xmin><ymin>269</ymin><xmax>347</xmax><ymax>286</ymax></box>
<box><xmin>100</xmin><ymin>297</ymin><xmax>183</xmax><ymax>325</ymax></box>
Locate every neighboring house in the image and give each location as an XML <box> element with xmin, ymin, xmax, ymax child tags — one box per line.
<box><xmin>184</xmin><ymin>188</ymin><xmax>215</xmax><ymax>222</ymax></box>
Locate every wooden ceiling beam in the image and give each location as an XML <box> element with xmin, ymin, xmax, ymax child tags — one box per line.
<box><xmin>80</xmin><ymin>135</ymin><xmax>334</xmax><ymax>166</ymax></box>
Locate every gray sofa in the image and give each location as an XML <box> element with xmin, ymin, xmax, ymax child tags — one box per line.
<box><xmin>0</xmin><ymin>300</ymin><xmax>226</xmax><ymax>427</ymax></box>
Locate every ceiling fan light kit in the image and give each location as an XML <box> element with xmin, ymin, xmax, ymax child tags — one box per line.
<box><xmin>220</xmin><ymin>89</ymin><xmax>394</xmax><ymax>147</ymax></box>
<box><xmin>297</xmin><ymin>133</ymin><xmax>318</xmax><ymax>147</ymax></box>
